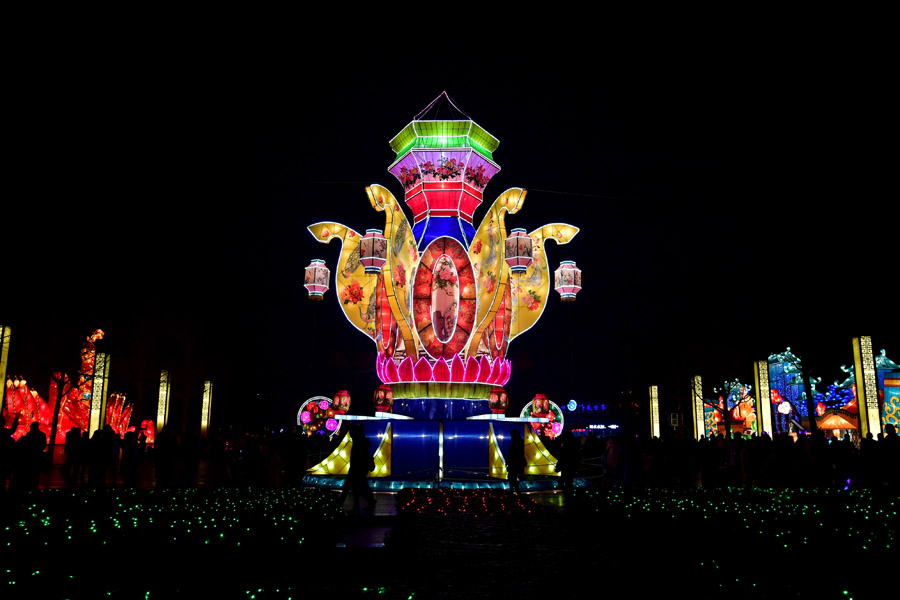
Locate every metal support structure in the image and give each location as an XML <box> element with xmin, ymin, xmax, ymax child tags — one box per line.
<box><xmin>690</xmin><ymin>375</ymin><xmax>703</xmax><ymax>440</ymax></box>
<box><xmin>201</xmin><ymin>380</ymin><xmax>213</xmax><ymax>437</ymax></box>
<box><xmin>88</xmin><ymin>352</ymin><xmax>110</xmax><ymax>435</ymax></box>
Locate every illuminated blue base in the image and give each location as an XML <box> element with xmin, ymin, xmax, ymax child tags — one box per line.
<box><xmin>413</xmin><ymin>216</ymin><xmax>477</xmax><ymax>248</ymax></box>
<box><xmin>301</xmin><ymin>474</ymin><xmax>588</xmax><ymax>492</ymax></box>
<box><xmin>393</xmin><ymin>398</ymin><xmax>491</xmax><ymax>420</ymax></box>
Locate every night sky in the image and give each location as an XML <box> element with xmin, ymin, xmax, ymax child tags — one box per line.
<box><xmin>5</xmin><ymin>42</ymin><xmax>895</xmax><ymax>431</ymax></box>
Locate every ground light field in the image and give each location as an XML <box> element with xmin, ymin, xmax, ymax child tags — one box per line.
<box><xmin>1</xmin><ymin>487</ymin><xmax>895</xmax><ymax>599</ymax></box>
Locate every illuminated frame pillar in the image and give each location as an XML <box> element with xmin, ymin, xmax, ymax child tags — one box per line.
<box><xmin>88</xmin><ymin>352</ymin><xmax>110</xmax><ymax>435</ymax></box>
<box><xmin>0</xmin><ymin>326</ymin><xmax>10</xmax><ymax>413</ymax></box>
<box><xmin>753</xmin><ymin>360</ymin><xmax>773</xmax><ymax>436</ymax></box>
<box><xmin>853</xmin><ymin>336</ymin><xmax>881</xmax><ymax>437</ymax></box>
<box><xmin>157</xmin><ymin>370</ymin><xmax>170</xmax><ymax>432</ymax></box>
<box><xmin>690</xmin><ymin>376</ymin><xmax>703</xmax><ymax>440</ymax></box>
<box><xmin>201</xmin><ymin>380</ymin><xmax>213</xmax><ymax>437</ymax></box>
<box><xmin>649</xmin><ymin>385</ymin><xmax>660</xmax><ymax>438</ymax></box>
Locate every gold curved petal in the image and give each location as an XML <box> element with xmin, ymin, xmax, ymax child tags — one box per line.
<box><xmin>307</xmin><ymin>221</ymin><xmax>378</xmax><ymax>341</ymax></box>
<box><xmin>366</xmin><ymin>185</ymin><xmax>419</xmax><ymax>357</ymax></box>
<box><xmin>509</xmin><ymin>223</ymin><xmax>580</xmax><ymax>341</ymax></box>
<box><xmin>464</xmin><ymin>188</ymin><xmax>526</xmax><ymax>358</ymax></box>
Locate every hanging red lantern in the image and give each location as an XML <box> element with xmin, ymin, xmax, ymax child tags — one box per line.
<box><xmin>304</xmin><ymin>259</ymin><xmax>330</xmax><ymax>300</ymax></box>
<box><xmin>374</xmin><ymin>384</ymin><xmax>394</xmax><ymax>413</ymax></box>
<box><xmin>815</xmin><ymin>402</ymin><xmax>827</xmax><ymax>417</ymax></box>
<box><xmin>554</xmin><ymin>261</ymin><xmax>581</xmax><ymax>302</ymax></box>
<box><xmin>531</xmin><ymin>393</ymin><xmax>550</xmax><ymax>417</ymax></box>
<box><xmin>489</xmin><ymin>387</ymin><xmax>508</xmax><ymax>414</ymax></box>
<box><xmin>332</xmin><ymin>390</ymin><xmax>351</xmax><ymax>414</ymax></box>
<box><xmin>504</xmin><ymin>228</ymin><xmax>534</xmax><ymax>273</ymax></box>
<box><xmin>360</xmin><ymin>229</ymin><xmax>389</xmax><ymax>274</ymax></box>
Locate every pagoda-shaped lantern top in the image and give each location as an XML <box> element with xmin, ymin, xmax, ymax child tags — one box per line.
<box><xmin>304</xmin><ymin>259</ymin><xmax>330</xmax><ymax>300</ymax></box>
<box><xmin>554</xmin><ymin>261</ymin><xmax>581</xmax><ymax>302</ymax></box>
<box><xmin>504</xmin><ymin>228</ymin><xmax>533</xmax><ymax>273</ymax></box>
<box><xmin>360</xmin><ymin>229</ymin><xmax>388</xmax><ymax>274</ymax></box>
<box><xmin>387</xmin><ymin>92</ymin><xmax>501</xmax><ymax>248</ymax></box>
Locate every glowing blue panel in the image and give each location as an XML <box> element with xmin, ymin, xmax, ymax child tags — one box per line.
<box><xmin>391</xmin><ymin>421</ymin><xmax>440</xmax><ymax>479</ymax></box>
<box><xmin>442</xmin><ymin>421</ymin><xmax>489</xmax><ymax>479</ymax></box>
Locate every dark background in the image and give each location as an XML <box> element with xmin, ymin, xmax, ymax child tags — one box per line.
<box><xmin>4</xmin><ymin>38</ymin><xmax>895</xmax><ymax>433</ymax></box>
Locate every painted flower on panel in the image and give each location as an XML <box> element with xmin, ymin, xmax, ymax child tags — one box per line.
<box><xmin>480</xmin><ymin>270</ymin><xmax>496</xmax><ymax>295</ymax></box>
<box><xmin>471</xmin><ymin>238</ymin><xmax>482</xmax><ymax>255</ymax></box>
<box><xmin>393</xmin><ymin>260</ymin><xmax>406</xmax><ymax>288</ymax></box>
<box><xmin>340</xmin><ymin>280</ymin><xmax>364</xmax><ymax>305</ymax></box>
<box><xmin>523</xmin><ymin>289</ymin><xmax>541</xmax><ymax>311</ymax></box>
<box><xmin>399</xmin><ymin>166</ymin><xmax>421</xmax><ymax>189</ymax></box>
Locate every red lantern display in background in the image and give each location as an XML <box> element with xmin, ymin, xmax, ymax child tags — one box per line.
<box><xmin>554</xmin><ymin>261</ymin><xmax>582</xmax><ymax>302</ymax></box>
<box><xmin>504</xmin><ymin>228</ymin><xmax>534</xmax><ymax>274</ymax></box>
<box><xmin>489</xmin><ymin>387</ymin><xmax>508</xmax><ymax>414</ymax></box>
<box><xmin>332</xmin><ymin>390</ymin><xmax>351</xmax><ymax>414</ymax></box>
<box><xmin>815</xmin><ymin>402</ymin><xmax>827</xmax><ymax>417</ymax></box>
<box><xmin>374</xmin><ymin>384</ymin><xmax>394</xmax><ymax>413</ymax></box>
<box><xmin>360</xmin><ymin>229</ymin><xmax>389</xmax><ymax>274</ymax></box>
<box><xmin>304</xmin><ymin>259</ymin><xmax>330</xmax><ymax>300</ymax></box>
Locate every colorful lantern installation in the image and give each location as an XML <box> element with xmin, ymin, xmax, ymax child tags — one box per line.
<box><xmin>297</xmin><ymin>396</ymin><xmax>342</xmax><ymax>438</ymax></box>
<box><xmin>504</xmin><ymin>228</ymin><xmax>533</xmax><ymax>273</ymax></box>
<box><xmin>489</xmin><ymin>387</ymin><xmax>509</xmax><ymax>414</ymax></box>
<box><xmin>554</xmin><ymin>261</ymin><xmax>582</xmax><ymax>302</ymax></box>
<box><xmin>360</xmin><ymin>229</ymin><xmax>389</xmax><ymax>274</ymax></box>
<box><xmin>303</xmin><ymin>259</ymin><xmax>330</xmax><ymax>300</ymax></box>
<box><xmin>374</xmin><ymin>384</ymin><xmax>394</xmax><ymax>413</ymax></box>
<box><xmin>520</xmin><ymin>394</ymin><xmax>565</xmax><ymax>439</ymax></box>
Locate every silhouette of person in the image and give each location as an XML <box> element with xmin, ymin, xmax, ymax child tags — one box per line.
<box><xmin>506</xmin><ymin>428</ymin><xmax>525</xmax><ymax>493</ymax></box>
<box><xmin>339</xmin><ymin>427</ymin><xmax>377</xmax><ymax>513</ymax></box>
<box><xmin>23</xmin><ymin>421</ymin><xmax>47</xmax><ymax>490</ymax></box>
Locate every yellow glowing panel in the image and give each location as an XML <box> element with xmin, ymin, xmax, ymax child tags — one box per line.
<box><xmin>307</xmin><ymin>221</ymin><xmax>380</xmax><ymax>342</ymax></box>
<box><xmin>367</xmin><ymin>185</ymin><xmax>419</xmax><ymax>356</ymax></box>
<box><xmin>309</xmin><ymin>432</ymin><xmax>352</xmax><ymax>475</ymax></box>
<box><xmin>89</xmin><ymin>353</ymin><xmax>109</xmax><ymax>435</ymax></box>
<box><xmin>754</xmin><ymin>361</ymin><xmax>773</xmax><ymax>436</ymax></box>
<box><xmin>369</xmin><ymin>423</ymin><xmax>392</xmax><ymax>477</ymax></box>
<box><xmin>853</xmin><ymin>336</ymin><xmax>881</xmax><ymax>437</ymax></box>
<box><xmin>691</xmin><ymin>376</ymin><xmax>704</xmax><ymax>441</ymax></box>
<box><xmin>157</xmin><ymin>369</ymin><xmax>169</xmax><ymax>433</ymax></box>
<box><xmin>650</xmin><ymin>385</ymin><xmax>660</xmax><ymax>438</ymax></box>
<box><xmin>524</xmin><ymin>426</ymin><xmax>559</xmax><ymax>476</ymax></box>
<box><xmin>464</xmin><ymin>188</ymin><xmax>525</xmax><ymax>358</ymax></box>
<box><xmin>307</xmin><ymin>423</ymin><xmax>392</xmax><ymax>477</ymax></box>
<box><xmin>201</xmin><ymin>380</ymin><xmax>213</xmax><ymax>437</ymax></box>
<box><xmin>510</xmin><ymin>223</ymin><xmax>580</xmax><ymax>341</ymax></box>
<box><xmin>0</xmin><ymin>326</ymin><xmax>10</xmax><ymax>393</ymax></box>
<box><xmin>488</xmin><ymin>423</ymin><xmax>508</xmax><ymax>480</ymax></box>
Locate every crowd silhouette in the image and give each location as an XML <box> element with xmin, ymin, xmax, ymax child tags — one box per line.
<box><xmin>1</xmin><ymin>417</ymin><xmax>898</xmax><ymax>493</ymax></box>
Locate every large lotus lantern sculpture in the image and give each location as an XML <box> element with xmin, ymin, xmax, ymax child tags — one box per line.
<box><xmin>304</xmin><ymin>92</ymin><xmax>580</xmax><ymax>412</ymax></box>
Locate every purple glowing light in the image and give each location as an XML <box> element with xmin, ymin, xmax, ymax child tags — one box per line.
<box><xmin>318</xmin><ymin>400</ymin><xmax>330</xmax><ymax>410</ymax></box>
<box><xmin>326</xmin><ymin>418</ymin><xmax>338</xmax><ymax>431</ymax></box>
<box><xmin>300</xmin><ymin>411</ymin><xmax>311</xmax><ymax>424</ymax></box>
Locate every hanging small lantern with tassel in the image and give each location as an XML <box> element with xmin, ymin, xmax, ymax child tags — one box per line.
<box><xmin>504</xmin><ymin>228</ymin><xmax>534</xmax><ymax>273</ymax></box>
<box><xmin>360</xmin><ymin>229</ymin><xmax>389</xmax><ymax>274</ymax></box>
<box><xmin>304</xmin><ymin>259</ymin><xmax>330</xmax><ymax>300</ymax></box>
<box><xmin>554</xmin><ymin>261</ymin><xmax>582</xmax><ymax>302</ymax></box>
